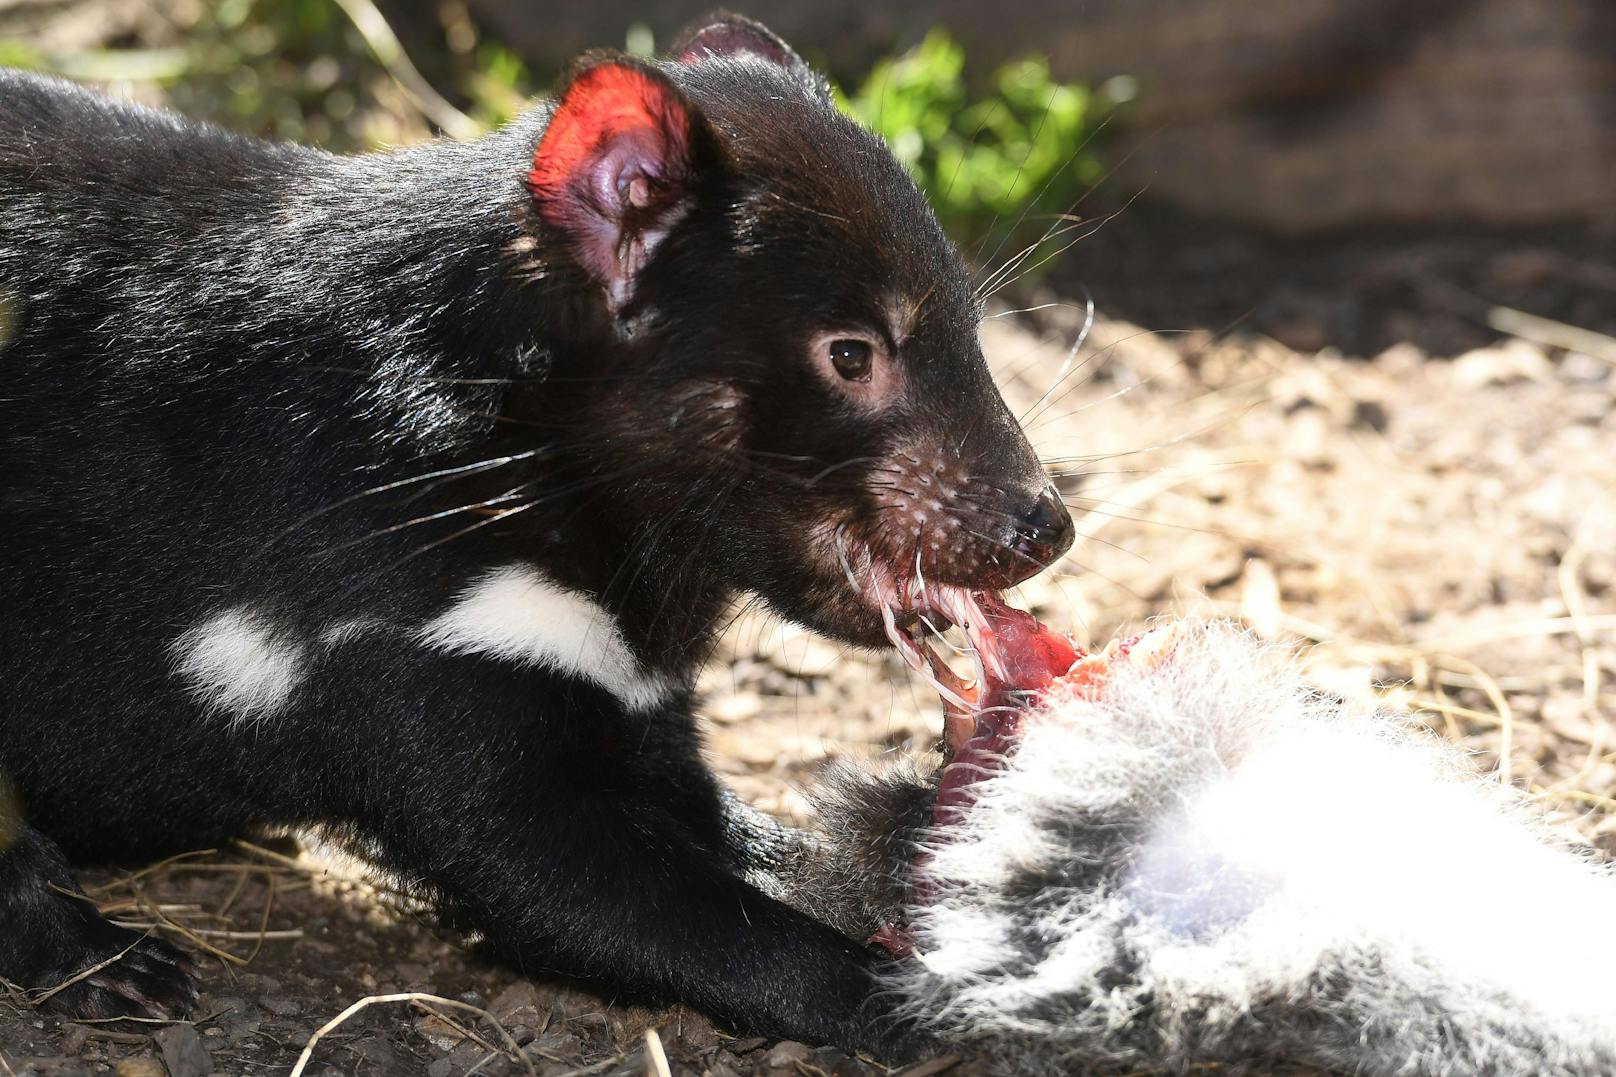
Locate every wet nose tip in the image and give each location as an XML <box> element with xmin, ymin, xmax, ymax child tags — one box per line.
<box><xmin>1022</xmin><ymin>486</ymin><xmax>1072</xmax><ymax>542</ymax></box>
<box><xmin>1008</xmin><ymin>486</ymin><xmax>1075</xmax><ymax>579</ymax></box>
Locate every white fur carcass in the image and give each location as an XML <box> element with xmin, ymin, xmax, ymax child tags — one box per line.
<box><xmin>791</xmin><ymin>621</ymin><xmax>1616</xmax><ymax>1075</ymax></box>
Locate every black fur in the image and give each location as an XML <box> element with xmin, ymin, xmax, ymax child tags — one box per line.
<box><xmin>772</xmin><ymin>760</ymin><xmax>937</xmax><ymax>943</ymax></box>
<box><xmin>0</xmin><ymin>15</ymin><xmax>1067</xmax><ymax>1056</ymax></box>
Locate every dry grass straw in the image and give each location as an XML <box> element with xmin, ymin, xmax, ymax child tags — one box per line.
<box><xmin>329</xmin><ymin>0</ymin><xmax>479</xmax><ymax>139</ymax></box>
<box><xmin>65</xmin><ymin>845</ymin><xmax>306</xmax><ymax>969</ymax></box>
<box><xmin>1486</xmin><ymin>304</ymin><xmax>1616</xmax><ymax>367</ymax></box>
<box><xmin>289</xmin><ymin>992</ymin><xmax>537</xmax><ymax>1077</ymax></box>
<box><xmin>644</xmin><ymin>1028</ymin><xmax>673</xmax><ymax>1077</ymax></box>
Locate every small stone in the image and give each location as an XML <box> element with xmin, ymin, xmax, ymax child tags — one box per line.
<box><xmin>210</xmin><ymin>996</ymin><xmax>262</xmax><ymax>1044</ymax></box>
<box><xmin>726</xmin><ymin>1036</ymin><xmax>767</xmax><ymax>1055</ymax></box>
<box><xmin>351</xmin><ymin>1034</ymin><xmax>417</xmax><ymax>1075</ymax></box>
<box><xmin>1372</xmin><ymin>341</ymin><xmax>1425</xmax><ymax>373</ymax></box>
<box><xmin>154</xmin><ymin>1024</ymin><xmax>213</xmax><ymax>1077</ymax></box>
<box><xmin>1452</xmin><ymin>338</ymin><xmax>1551</xmax><ymax>388</ymax></box>
<box><xmin>489</xmin><ymin>980</ymin><xmax>543</xmax><ymax>1022</ymax></box>
<box><xmin>673</xmin><ymin>1013</ymin><xmax>720</xmax><ymax>1051</ymax></box>
<box><xmin>441</xmin><ymin>1041</ymin><xmax>488</xmax><ymax>1074</ymax></box>
<box><xmin>61</xmin><ymin>1023</ymin><xmax>91</xmax><ymax>1054</ymax></box>
<box><xmin>763</xmin><ymin>1040</ymin><xmax>814</xmax><ymax>1068</ymax></box>
<box><xmin>812</xmin><ymin>1046</ymin><xmax>848</xmax><ymax>1069</ymax></box>
<box><xmin>426</xmin><ymin>1059</ymin><xmax>455</xmax><ymax>1077</ymax></box>
<box><xmin>115</xmin><ymin>1058</ymin><xmax>166</xmax><ymax>1077</ymax></box>
<box><xmin>1560</xmin><ymin>350</ymin><xmax>1613</xmax><ymax>384</ymax></box>
<box><xmin>416</xmin><ymin>1013</ymin><xmax>467</xmax><ymax>1052</ymax></box>
<box><xmin>260</xmin><ymin>995</ymin><xmax>302</xmax><ymax>1017</ymax></box>
<box><xmin>1281</xmin><ymin>408</ymin><xmax>1332</xmax><ymax>466</ymax></box>
<box><xmin>527</xmin><ymin>1030</ymin><xmax>580</xmax><ymax>1061</ymax></box>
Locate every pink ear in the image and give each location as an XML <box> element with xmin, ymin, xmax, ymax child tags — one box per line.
<box><xmin>674</xmin><ymin>14</ymin><xmax>800</xmax><ymax>68</ymax></box>
<box><xmin>527</xmin><ymin>60</ymin><xmax>698</xmax><ymax>308</ymax></box>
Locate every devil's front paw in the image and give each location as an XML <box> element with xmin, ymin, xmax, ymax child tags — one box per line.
<box><xmin>30</xmin><ymin>923</ymin><xmax>199</xmax><ymax>1020</ymax></box>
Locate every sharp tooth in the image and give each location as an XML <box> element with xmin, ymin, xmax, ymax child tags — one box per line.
<box><xmin>882</xmin><ymin>603</ymin><xmax>925</xmax><ymax>672</ymax></box>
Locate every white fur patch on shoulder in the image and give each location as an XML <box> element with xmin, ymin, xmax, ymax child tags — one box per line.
<box><xmin>172</xmin><ymin>607</ymin><xmax>306</xmax><ymax>723</ymax></box>
<box><xmin>419</xmin><ymin>565</ymin><xmax>674</xmax><ymax>712</ymax></box>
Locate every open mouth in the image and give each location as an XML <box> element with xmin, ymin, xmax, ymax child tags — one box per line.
<box><xmin>833</xmin><ymin>531</ymin><xmax>1080</xmax><ymax>821</ymax></box>
<box><xmin>835</xmin><ymin>528</ymin><xmax>1188</xmax><ymax>959</ymax></box>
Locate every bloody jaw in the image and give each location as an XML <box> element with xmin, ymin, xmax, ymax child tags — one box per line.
<box><xmin>855</xmin><ymin>576</ymin><xmax>1175</xmax><ymax>958</ymax></box>
<box><xmin>835</xmin><ymin>533</ymin><xmax>1081</xmax><ymax>823</ymax></box>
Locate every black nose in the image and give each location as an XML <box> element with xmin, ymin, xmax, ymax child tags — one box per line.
<box><xmin>1006</xmin><ymin>485</ymin><xmax>1074</xmax><ymax>583</ymax></box>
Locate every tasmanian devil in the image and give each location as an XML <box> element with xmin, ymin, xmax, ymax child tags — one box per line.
<box><xmin>0</xmin><ymin>13</ymin><xmax>1073</xmax><ymax>1056</ymax></box>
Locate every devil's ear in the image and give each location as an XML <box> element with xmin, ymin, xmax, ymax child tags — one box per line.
<box><xmin>672</xmin><ymin>12</ymin><xmax>803</xmax><ymax>69</ymax></box>
<box><xmin>526</xmin><ymin>58</ymin><xmax>705</xmax><ymax>311</ymax></box>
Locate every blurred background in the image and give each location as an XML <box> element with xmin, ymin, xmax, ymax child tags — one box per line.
<box><xmin>3</xmin><ymin>3</ymin><xmax>1615</xmax><ymax>1074</ymax></box>
<box><xmin>3</xmin><ymin>0</ymin><xmax>1613</xmax><ymax>349</ymax></box>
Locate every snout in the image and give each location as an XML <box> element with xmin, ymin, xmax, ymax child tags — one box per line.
<box><xmin>864</xmin><ymin>442</ymin><xmax>1076</xmax><ymax>591</ymax></box>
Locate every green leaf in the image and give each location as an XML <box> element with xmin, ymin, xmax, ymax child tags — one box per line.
<box><xmin>833</xmin><ymin>29</ymin><xmax>1124</xmax><ymax>273</ymax></box>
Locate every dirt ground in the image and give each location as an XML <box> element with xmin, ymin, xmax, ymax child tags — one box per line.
<box><xmin>3</xmin><ymin>215</ymin><xmax>1613</xmax><ymax>1076</ymax></box>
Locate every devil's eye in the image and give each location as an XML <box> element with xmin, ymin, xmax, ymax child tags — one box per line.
<box><xmin>829</xmin><ymin>339</ymin><xmax>873</xmax><ymax>382</ymax></box>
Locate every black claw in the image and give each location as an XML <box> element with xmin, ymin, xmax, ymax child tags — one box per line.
<box><xmin>37</xmin><ymin>934</ymin><xmax>198</xmax><ymax>1020</ymax></box>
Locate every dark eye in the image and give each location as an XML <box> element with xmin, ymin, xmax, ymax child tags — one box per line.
<box><xmin>829</xmin><ymin>339</ymin><xmax>873</xmax><ymax>382</ymax></box>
